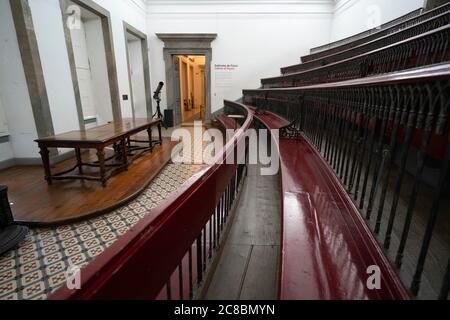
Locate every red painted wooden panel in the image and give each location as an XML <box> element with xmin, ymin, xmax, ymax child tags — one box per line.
<box><xmin>49</xmin><ymin>102</ymin><xmax>254</xmax><ymax>300</ymax></box>
<box><xmin>254</xmin><ymin>111</ymin><xmax>409</xmax><ymax>300</ymax></box>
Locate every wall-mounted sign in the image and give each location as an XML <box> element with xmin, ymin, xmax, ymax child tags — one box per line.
<box><xmin>215</xmin><ymin>64</ymin><xmax>239</xmax><ymax>89</ymax></box>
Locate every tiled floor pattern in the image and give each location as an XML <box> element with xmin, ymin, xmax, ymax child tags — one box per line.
<box><xmin>0</xmin><ymin>163</ymin><xmax>201</xmax><ymax>300</ymax></box>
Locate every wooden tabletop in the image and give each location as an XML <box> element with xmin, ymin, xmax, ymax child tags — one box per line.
<box><xmin>35</xmin><ymin>118</ymin><xmax>161</xmax><ymax>144</ymax></box>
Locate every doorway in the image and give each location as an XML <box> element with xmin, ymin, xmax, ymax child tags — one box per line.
<box><xmin>124</xmin><ymin>22</ymin><xmax>152</xmax><ymax>120</ymax></box>
<box><xmin>67</xmin><ymin>3</ymin><xmax>112</xmax><ymax>127</ymax></box>
<box><xmin>61</xmin><ymin>0</ymin><xmax>121</xmax><ymax>129</ymax></box>
<box><xmin>156</xmin><ymin>33</ymin><xmax>217</xmax><ymax>126</ymax></box>
<box><xmin>175</xmin><ymin>55</ymin><xmax>206</xmax><ymax>123</ymax></box>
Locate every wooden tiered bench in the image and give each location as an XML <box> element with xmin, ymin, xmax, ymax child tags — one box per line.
<box><xmin>262</xmin><ymin>25</ymin><xmax>450</xmax><ymax>88</ymax></box>
<box><xmin>282</xmin><ymin>10</ymin><xmax>450</xmax><ymax>75</ymax></box>
<box><xmin>215</xmin><ymin>114</ymin><xmax>239</xmax><ymax>131</ymax></box>
<box><xmin>252</xmin><ymin>109</ymin><xmax>408</xmax><ymax>300</ymax></box>
<box><xmin>48</xmin><ymin>101</ymin><xmax>253</xmax><ymax>300</ymax></box>
<box><xmin>302</xmin><ymin>3</ymin><xmax>449</xmax><ymax>63</ymax></box>
<box><xmin>245</xmin><ymin>63</ymin><xmax>450</xmax><ymax>300</ymax></box>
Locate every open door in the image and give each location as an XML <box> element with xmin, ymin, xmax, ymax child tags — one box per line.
<box><xmin>172</xmin><ymin>55</ymin><xmax>182</xmax><ymax>124</ymax></box>
<box><xmin>174</xmin><ymin>55</ymin><xmax>206</xmax><ymax>124</ymax></box>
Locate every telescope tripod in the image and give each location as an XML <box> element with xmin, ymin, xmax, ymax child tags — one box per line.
<box><xmin>153</xmin><ymin>99</ymin><xmax>168</xmax><ymax>129</ymax></box>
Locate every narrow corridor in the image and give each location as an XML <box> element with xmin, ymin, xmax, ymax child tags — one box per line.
<box><xmin>205</xmin><ymin>165</ymin><xmax>281</xmax><ymax>300</ymax></box>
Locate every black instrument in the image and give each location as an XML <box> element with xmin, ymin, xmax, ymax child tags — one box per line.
<box><xmin>152</xmin><ymin>82</ymin><xmax>168</xmax><ymax>129</ymax></box>
<box><xmin>0</xmin><ymin>186</ymin><xmax>29</xmax><ymax>255</ymax></box>
<box><xmin>153</xmin><ymin>81</ymin><xmax>164</xmax><ymax>100</ymax></box>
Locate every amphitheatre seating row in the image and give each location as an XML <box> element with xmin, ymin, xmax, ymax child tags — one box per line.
<box><xmin>302</xmin><ymin>3</ymin><xmax>450</xmax><ymax>63</ymax></box>
<box><xmin>49</xmin><ymin>101</ymin><xmax>252</xmax><ymax>300</ymax></box>
<box><xmin>47</xmin><ymin>6</ymin><xmax>450</xmax><ymax>301</ymax></box>
<box><xmin>155</xmin><ymin>115</ymin><xmax>240</xmax><ymax>300</ymax></box>
<box><xmin>244</xmin><ymin>63</ymin><xmax>450</xmax><ymax>300</ymax></box>
<box><xmin>256</xmin><ymin>63</ymin><xmax>450</xmax><ymax>161</ymax></box>
<box><xmin>250</xmin><ymin>109</ymin><xmax>408</xmax><ymax>300</ymax></box>
<box><xmin>308</xmin><ymin>7</ymin><xmax>423</xmax><ymax>56</ymax></box>
<box><xmin>262</xmin><ymin>25</ymin><xmax>450</xmax><ymax>88</ymax></box>
<box><xmin>282</xmin><ymin>11</ymin><xmax>450</xmax><ymax>75</ymax></box>
<box><xmin>215</xmin><ymin>114</ymin><xmax>239</xmax><ymax>130</ymax></box>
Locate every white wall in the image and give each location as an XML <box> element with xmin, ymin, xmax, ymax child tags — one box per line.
<box><xmin>128</xmin><ymin>39</ymin><xmax>147</xmax><ymax>118</ymax></box>
<box><xmin>146</xmin><ymin>0</ymin><xmax>334</xmax><ymax>114</ymax></box>
<box><xmin>29</xmin><ymin>0</ymin><xmax>81</xmax><ymax>138</ymax></box>
<box><xmin>92</xmin><ymin>0</ymin><xmax>148</xmax><ymax>118</ymax></box>
<box><xmin>0</xmin><ymin>96</ymin><xmax>13</xmax><ymax>163</ymax></box>
<box><xmin>0</xmin><ymin>95</ymin><xmax>8</xmax><ymax>137</ymax></box>
<box><xmin>1</xmin><ymin>0</ymin><xmax>431</xmax><ymax>164</ymax></box>
<box><xmin>330</xmin><ymin>0</ymin><xmax>425</xmax><ymax>42</ymax></box>
<box><xmin>29</xmin><ymin>0</ymin><xmax>148</xmax><ymax>123</ymax></box>
<box><xmin>70</xmin><ymin>19</ymin><xmax>98</xmax><ymax>122</ymax></box>
<box><xmin>0</xmin><ymin>0</ymin><xmax>148</xmax><ymax>165</ymax></box>
<box><xmin>85</xmin><ymin>18</ymin><xmax>115</xmax><ymax>124</ymax></box>
<box><xmin>0</xmin><ymin>0</ymin><xmax>40</xmax><ymax>160</ymax></box>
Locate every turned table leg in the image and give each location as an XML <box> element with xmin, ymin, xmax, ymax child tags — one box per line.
<box><xmin>147</xmin><ymin>127</ymin><xmax>153</xmax><ymax>151</ymax></box>
<box><xmin>97</xmin><ymin>148</ymin><xmax>107</xmax><ymax>187</ymax></box>
<box><xmin>121</xmin><ymin>139</ymin><xmax>129</xmax><ymax>171</ymax></box>
<box><xmin>158</xmin><ymin>122</ymin><xmax>163</xmax><ymax>145</ymax></box>
<box><xmin>39</xmin><ymin>146</ymin><xmax>52</xmax><ymax>185</ymax></box>
<box><xmin>75</xmin><ymin>147</ymin><xmax>83</xmax><ymax>174</ymax></box>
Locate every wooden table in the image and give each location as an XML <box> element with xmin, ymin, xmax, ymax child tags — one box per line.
<box><xmin>35</xmin><ymin>118</ymin><xmax>162</xmax><ymax>187</ymax></box>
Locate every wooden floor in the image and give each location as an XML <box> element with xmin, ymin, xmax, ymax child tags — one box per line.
<box><xmin>0</xmin><ymin>137</ymin><xmax>177</xmax><ymax>227</ymax></box>
<box><xmin>182</xmin><ymin>109</ymin><xmax>202</xmax><ymax>123</ymax></box>
<box><xmin>204</xmin><ymin>165</ymin><xmax>281</xmax><ymax>300</ymax></box>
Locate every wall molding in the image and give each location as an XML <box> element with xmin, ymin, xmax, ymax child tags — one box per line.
<box><xmin>147</xmin><ymin>0</ymin><xmax>335</xmax><ymax>15</ymax></box>
<box><xmin>10</xmin><ymin>0</ymin><xmax>56</xmax><ymax>142</ymax></box>
<box><xmin>0</xmin><ymin>159</ymin><xmax>16</xmax><ymax>171</ymax></box>
<box><xmin>129</xmin><ymin>0</ymin><xmax>147</xmax><ymax>14</ymax></box>
<box><xmin>147</xmin><ymin>0</ymin><xmax>333</xmax><ymax>4</ymax></box>
<box><xmin>0</xmin><ymin>136</ymin><xmax>10</xmax><ymax>144</ymax></box>
<box><xmin>61</xmin><ymin>0</ymin><xmax>122</xmax><ymax>124</ymax></box>
<box><xmin>333</xmin><ymin>0</ymin><xmax>356</xmax><ymax>13</ymax></box>
<box><xmin>123</xmin><ymin>21</ymin><xmax>153</xmax><ymax>118</ymax></box>
<box><xmin>0</xmin><ymin>150</ymin><xmax>78</xmax><ymax>170</ymax></box>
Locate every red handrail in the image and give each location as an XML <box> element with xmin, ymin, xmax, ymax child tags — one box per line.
<box><xmin>49</xmin><ymin>101</ymin><xmax>254</xmax><ymax>300</ymax></box>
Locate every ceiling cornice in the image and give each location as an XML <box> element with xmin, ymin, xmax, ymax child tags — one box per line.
<box><xmin>147</xmin><ymin>0</ymin><xmax>335</xmax><ymax>15</ymax></box>
<box><xmin>147</xmin><ymin>0</ymin><xmax>333</xmax><ymax>4</ymax></box>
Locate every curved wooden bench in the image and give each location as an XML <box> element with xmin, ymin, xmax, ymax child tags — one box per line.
<box><xmin>216</xmin><ymin>114</ymin><xmax>239</xmax><ymax>130</ymax></box>
<box><xmin>282</xmin><ymin>11</ymin><xmax>450</xmax><ymax>75</ymax></box>
<box><xmin>262</xmin><ymin>25</ymin><xmax>450</xmax><ymax>88</ymax></box>
<box><xmin>248</xmin><ymin>63</ymin><xmax>450</xmax><ymax>162</ymax></box>
<box><xmin>48</xmin><ymin>101</ymin><xmax>254</xmax><ymax>300</ymax></box>
<box><xmin>307</xmin><ymin>8</ymin><xmax>424</xmax><ymax>57</ymax></box>
<box><xmin>253</xmin><ymin>110</ymin><xmax>408</xmax><ymax>300</ymax></box>
<box><xmin>303</xmin><ymin>3</ymin><xmax>449</xmax><ymax>63</ymax></box>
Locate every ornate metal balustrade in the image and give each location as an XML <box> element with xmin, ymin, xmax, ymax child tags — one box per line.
<box><xmin>50</xmin><ymin>101</ymin><xmax>252</xmax><ymax>300</ymax></box>
<box><xmin>244</xmin><ymin>67</ymin><xmax>450</xmax><ymax>300</ymax></box>
<box><xmin>304</xmin><ymin>3</ymin><xmax>449</xmax><ymax>62</ymax></box>
<box><xmin>263</xmin><ymin>26</ymin><xmax>450</xmax><ymax>88</ymax></box>
<box><xmin>283</xmin><ymin>11</ymin><xmax>450</xmax><ymax>74</ymax></box>
<box><xmin>309</xmin><ymin>8</ymin><xmax>424</xmax><ymax>56</ymax></box>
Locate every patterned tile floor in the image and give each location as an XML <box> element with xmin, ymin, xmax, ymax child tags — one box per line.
<box><xmin>0</xmin><ymin>163</ymin><xmax>201</xmax><ymax>300</ymax></box>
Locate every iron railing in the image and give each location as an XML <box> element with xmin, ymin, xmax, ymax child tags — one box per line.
<box><xmin>49</xmin><ymin>101</ymin><xmax>252</xmax><ymax>300</ymax></box>
<box><xmin>263</xmin><ymin>25</ymin><xmax>450</xmax><ymax>88</ymax></box>
<box><xmin>244</xmin><ymin>66</ymin><xmax>450</xmax><ymax>300</ymax></box>
<box><xmin>309</xmin><ymin>8</ymin><xmax>424</xmax><ymax>55</ymax></box>
<box><xmin>304</xmin><ymin>3</ymin><xmax>449</xmax><ymax>62</ymax></box>
<box><xmin>283</xmin><ymin>11</ymin><xmax>450</xmax><ymax>74</ymax></box>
